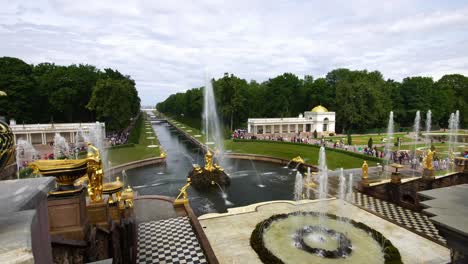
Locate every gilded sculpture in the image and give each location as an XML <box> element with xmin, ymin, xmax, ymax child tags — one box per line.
<box><xmin>204</xmin><ymin>150</ymin><xmax>215</xmax><ymax>172</ymax></box>
<box><xmin>362</xmin><ymin>160</ymin><xmax>369</xmax><ymax>180</ymax></box>
<box><xmin>423</xmin><ymin>149</ymin><xmax>436</xmax><ymax>170</ymax></box>
<box><xmin>174</xmin><ymin>178</ymin><xmax>191</xmax><ymax>205</ymax></box>
<box><xmin>86</xmin><ymin>143</ymin><xmax>104</xmax><ymax>202</ymax></box>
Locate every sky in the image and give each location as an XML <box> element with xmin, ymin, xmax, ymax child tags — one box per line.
<box><xmin>1</xmin><ymin>1</ymin><xmax>468</xmax><ymax>106</ymax></box>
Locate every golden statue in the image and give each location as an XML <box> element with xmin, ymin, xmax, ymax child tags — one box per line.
<box><xmin>121</xmin><ymin>185</ymin><xmax>134</xmax><ymax>208</ymax></box>
<box><xmin>362</xmin><ymin>161</ymin><xmax>369</xmax><ymax>180</ymax></box>
<box><xmin>423</xmin><ymin>149</ymin><xmax>436</xmax><ymax>170</ymax></box>
<box><xmin>174</xmin><ymin>178</ymin><xmax>191</xmax><ymax>205</ymax></box>
<box><xmin>204</xmin><ymin>150</ymin><xmax>215</xmax><ymax>172</ymax></box>
<box><xmin>160</xmin><ymin>150</ymin><xmax>167</xmax><ymax>158</ymax></box>
<box><xmin>291</xmin><ymin>156</ymin><xmax>305</xmax><ymax>164</ymax></box>
<box><xmin>0</xmin><ymin>120</ymin><xmax>15</xmax><ymax>172</ymax></box>
<box><xmin>86</xmin><ymin>143</ymin><xmax>103</xmax><ymax>202</ymax></box>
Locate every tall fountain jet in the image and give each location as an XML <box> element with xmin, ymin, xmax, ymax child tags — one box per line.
<box><xmin>317</xmin><ymin>146</ymin><xmax>328</xmax><ymax>226</ymax></box>
<box><xmin>384</xmin><ymin>111</ymin><xmax>394</xmax><ymax>177</ymax></box>
<box><xmin>425</xmin><ymin>110</ymin><xmax>432</xmax><ymax>148</ymax></box>
<box><xmin>412</xmin><ymin>111</ymin><xmax>421</xmax><ymax>177</ymax></box>
<box><xmin>413</xmin><ymin>111</ymin><xmax>421</xmax><ymax>153</ymax></box>
<box><xmin>203</xmin><ymin>75</ymin><xmax>225</xmax><ymax>164</ymax></box>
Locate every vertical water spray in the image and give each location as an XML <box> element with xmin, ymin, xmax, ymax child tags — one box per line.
<box><xmin>455</xmin><ymin>110</ymin><xmax>460</xmax><ymax>144</ymax></box>
<box><xmin>203</xmin><ymin>76</ymin><xmax>225</xmax><ymax>164</ymax></box>
<box><xmin>447</xmin><ymin>113</ymin><xmax>456</xmax><ymax>173</ymax></box>
<box><xmin>294</xmin><ymin>171</ymin><xmax>304</xmax><ymax>201</ymax></box>
<box><xmin>338</xmin><ymin>168</ymin><xmax>346</xmax><ymax>220</ymax></box>
<box><xmin>412</xmin><ymin>111</ymin><xmax>421</xmax><ymax>176</ymax></box>
<box><xmin>53</xmin><ymin>133</ymin><xmax>70</xmax><ymax>159</ymax></box>
<box><xmin>425</xmin><ymin>110</ymin><xmax>432</xmax><ymax>148</ymax></box>
<box><xmin>306</xmin><ymin>167</ymin><xmax>312</xmax><ymax>199</ymax></box>
<box><xmin>384</xmin><ymin>111</ymin><xmax>394</xmax><ymax>177</ymax></box>
<box><xmin>16</xmin><ymin>140</ymin><xmax>38</xmax><ymax>179</ymax></box>
<box><xmin>318</xmin><ymin>146</ymin><xmax>328</xmax><ymax>227</ymax></box>
<box><xmin>88</xmin><ymin>122</ymin><xmax>108</xmax><ymax>177</ymax></box>
<box><xmin>347</xmin><ymin>173</ymin><xmax>354</xmax><ymax>202</ymax></box>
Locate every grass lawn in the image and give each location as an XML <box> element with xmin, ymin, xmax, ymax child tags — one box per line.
<box><xmin>166</xmin><ymin>116</ymin><xmax>206</xmax><ymax>143</ymax></box>
<box><xmin>326</xmin><ymin>132</ymin><xmax>412</xmax><ymax>145</ymax></box>
<box><xmin>107</xmin><ymin>114</ymin><xmax>160</xmax><ymax>166</ymax></box>
<box><xmin>224</xmin><ymin>140</ymin><xmax>377</xmax><ymax>169</ymax></box>
<box><xmin>164</xmin><ymin>115</ymin><xmax>380</xmax><ymax>169</ymax></box>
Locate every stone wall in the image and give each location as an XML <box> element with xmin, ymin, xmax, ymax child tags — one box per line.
<box><xmin>360</xmin><ymin>171</ymin><xmax>468</xmax><ymax>212</ymax></box>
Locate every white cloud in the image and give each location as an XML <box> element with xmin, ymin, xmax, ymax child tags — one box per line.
<box><xmin>1</xmin><ymin>0</ymin><xmax>468</xmax><ymax>105</ymax></box>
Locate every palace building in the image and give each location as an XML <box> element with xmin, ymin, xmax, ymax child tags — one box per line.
<box><xmin>247</xmin><ymin>105</ymin><xmax>335</xmax><ymax>136</ymax></box>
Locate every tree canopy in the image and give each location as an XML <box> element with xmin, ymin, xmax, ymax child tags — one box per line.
<box><xmin>0</xmin><ymin>57</ymin><xmax>140</xmax><ymax>131</ymax></box>
<box><xmin>157</xmin><ymin>70</ymin><xmax>467</xmax><ymax>132</ymax></box>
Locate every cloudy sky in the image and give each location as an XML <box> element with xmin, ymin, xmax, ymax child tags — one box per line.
<box><xmin>1</xmin><ymin>1</ymin><xmax>468</xmax><ymax>105</ymax></box>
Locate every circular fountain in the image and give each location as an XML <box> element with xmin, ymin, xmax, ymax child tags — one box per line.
<box><xmin>250</xmin><ymin>211</ymin><xmax>402</xmax><ymax>264</ymax></box>
<box><xmin>251</xmin><ymin>146</ymin><xmax>402</xmax><ymax>264</ymax></box>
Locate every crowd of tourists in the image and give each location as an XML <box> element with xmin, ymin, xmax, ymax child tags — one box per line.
<box><xmin>107</xmin><ymin>131</ymin><xmax>130</xmax><ymax>146</ymax></box>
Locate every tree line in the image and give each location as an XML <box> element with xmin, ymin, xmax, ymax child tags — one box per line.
<box><xmin>0</xmin><ymin>57</ymin><xmax>140</xmax><ymax>131</ymax></box>
<box><xmin>156</xmin><ymin>70</ymin><xmax>467</xmax><ymax>133</ymax></box>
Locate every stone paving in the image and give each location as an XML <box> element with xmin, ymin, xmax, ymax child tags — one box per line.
<box><xmin>351</xmin><ymin>192</ymin><xmax>446</xmax><ymax>245</ymax></box>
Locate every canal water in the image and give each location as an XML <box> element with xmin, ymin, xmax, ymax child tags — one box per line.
<box><xmin>126</xmin><ymin>122</ymin><xmax>299</xmax><ymax>216</ymax></box>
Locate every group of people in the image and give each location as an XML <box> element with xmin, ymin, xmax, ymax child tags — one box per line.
<box><xmin>108</xmin><ymin>131</ymin><xmax>130</xmax><ymax>146</ymax></box>
<box><xmin>231</xmin><ymin>129</ymin><xmax>248</xmax><ymax>139</ymax></box>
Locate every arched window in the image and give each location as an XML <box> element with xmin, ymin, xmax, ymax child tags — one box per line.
<box><xmin>323</xmin><ymin>118</ymin><xmax>329</xmax><ymax>132</ymax></box>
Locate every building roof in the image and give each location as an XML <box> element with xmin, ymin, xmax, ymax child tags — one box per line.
<box><xmin>311</xmin><ymin>105</ymin><xmax>329</xmax><ymax>113</ymax></box>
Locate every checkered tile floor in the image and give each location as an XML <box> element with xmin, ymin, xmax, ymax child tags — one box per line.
<box><xmin>351</xmin><ymin>192</ymin><xmax>446</xmax><ymax>244</ymax></box>
<box><xmin>137</xmin><ymin>216</ymin><xmax>208</xmax><ymax>264</ymax></box>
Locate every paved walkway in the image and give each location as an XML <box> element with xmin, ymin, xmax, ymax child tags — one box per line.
<box><xmin>352</xmin><ymin>192</ymin><xmax>446</xmax><ymax>245</ymax></box>
<box><xmin>134</xmin><ymin>198</ymin><xmax>208</xmax><ymax>264</ymax></box>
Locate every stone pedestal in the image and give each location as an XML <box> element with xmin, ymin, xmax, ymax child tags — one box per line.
<box><xmin>422</xmin><ymin>168</ymin><xmax>435</xmax><ymax>180</ymax></box>
<box><xmin>360</xmin><ymin>178</ymin><xmax>370</xmax><ymax>188</ymax></box>
<box><xmin>48</xmin><ymin>190</ymin><xmax>89</xmax><ymax>241</ymax></box>
<box><xmin>86</xmin><ymin>197</ymin><xmax>110</xmax><ymax>230</ymax></box>
<box><xmin>109</xmin><ymin>204</ymin><xmax>122</xmax><ymax>222</ymax></box>
<box><xmin>391</xmin><ymin>173</ymin><xmax>401</xmax><ymax>184</ymax></box>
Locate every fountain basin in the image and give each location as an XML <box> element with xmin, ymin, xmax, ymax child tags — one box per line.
<box><xmin>251</xmin><ymin>211</ymin><xmax>402</xmax><ymax>264</ymax></box>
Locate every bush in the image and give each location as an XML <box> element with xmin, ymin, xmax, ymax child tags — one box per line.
<box><xmin>128</xmin><ymin>113</ymin><xmax>143</xmax><ymax>144</ymax></box>
<box><xmin>368</xmin><ymin>137</ymin><xmax>373</xmax><ymax>149</ymax></box>
<box><xmin>329</xmin><ymin>132</ymin><xmax>335</xmax><ymax>136</ymax></box>
<box><xmin>347</xmin><ymin>133</ymin><xmax>352</xmax><ymax>145</ymax></box>
<box><xmin>313</xmin><ymin>130</ymin><xmax>318</xmax><ymax>139</ymax></box>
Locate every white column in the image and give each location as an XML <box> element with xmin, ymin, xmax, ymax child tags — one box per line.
<box><xmin>41</xmin><ymin>133</ymin><xmax>46</xmax><ymax>145</ymax></box>
<box><xmin>295</xmin><ymin>124</ymin><xmax>298</xmax><ymax>133</ymax></box>
<box><xmin>248</xmin><ymin>123</ymin><xmax>251</xmax><ymax>133</ymax></box>
<box><xmin>254</xmin><ymin>125</ymin><xmax>257</xmax><ymax>134</ymax></box>
<box><xmin>302</xmin><ymin>123</ymin><xmax>306</xmax><ymax>132</ymax></box>
<box><xmin>70</xmin><ymin>132</ymin><xmax>74</xmax><ymax>143</ymax></box>
<box><xmin>13</xmin><ymin>134</ymin><xmax>17</xmax><ymax>144</ymax></box>
<box><xmin>279</xmin><ymin>124</ymin><xmax>283</xmax><ymax>134</ymax></box>
<box><xmin>27</xmin><ymin>133</ymin><xmax>31</xmax><ymax>144</ymax></box>
<box><xmin>263</xmin><ymin>125</ymin><xmax>266</xmax><ymax>134</ymax></box>
<box><xmin>287</xmin><ymin>124</ymin><xmax>290</xmax><ymax>133</ymax></box>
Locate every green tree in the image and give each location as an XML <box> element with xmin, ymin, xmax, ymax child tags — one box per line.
<box><xmin>347</xmin><ymin>133</ymin><xmax>352</xmax><ymax>145</ymax></box>
<box><xmin>87</xmin><ymin>78</ymin><xmax>140</xmax><ymax>131</ymax></box>
<box><xmin>0</xmin><ymin>57</ymin><xmax>38</xmax><ymax>123</ymax></box>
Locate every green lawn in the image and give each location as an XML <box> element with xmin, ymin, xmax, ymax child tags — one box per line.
<box><xmin>224</xmin><ymin>140</ymin><xmax>377</xmax><ymax>169</ymax></box>
<box><xmin>107</xmin><ymin>113</ymin><xmax>160</xmax><ymax>166</ymax></box>
<box><xmin>165</xmin><ymin>116</ymin><xmax>380</xmax><ymax>169</ymax></box>
<box><xmin>326</xmin><ymin>132</ymin><xmax>412</xmax><ymax>145</ymax></box>
<box><xmin>166</xmin><ymin>116</ymin><xmax>206</xmax><ymax>143</ymax></box>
